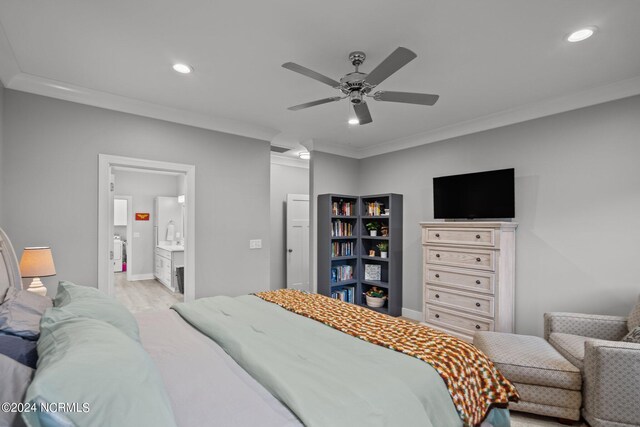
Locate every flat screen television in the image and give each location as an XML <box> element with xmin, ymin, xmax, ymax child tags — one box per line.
<box><xmin>433</xmin><ymin>168</ymin><xmax>515</xmax><ymax>219</ymax></box>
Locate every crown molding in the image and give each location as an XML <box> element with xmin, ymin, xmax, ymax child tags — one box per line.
<box><xmin>270</xmin><ymin>153</ymin><xmax>309</xmax><ymax>169</ymax></box>
<box><xmin>345</xmin><ymin>74</ymin><xmax>640</xmax><ymax>159</ymax></box>
<box><xmin>6</xmin><ymin>73</ymin><xmax>279</xmax><ymax>142</ymax></box>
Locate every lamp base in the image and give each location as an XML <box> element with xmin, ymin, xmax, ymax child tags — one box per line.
<box><xmin>26</xmin><ymin>278</ymin><xmax>48</xmax><ymax>296</ymax></box>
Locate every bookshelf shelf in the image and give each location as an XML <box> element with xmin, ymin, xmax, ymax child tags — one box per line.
<box><xmin>318</xmin><ymin>193</ymin><xmax>402</xmax><ymax>316</ymax></box>
<box><xmin>331</xmin><ymin>279</ymin><xmax>357</xmax><ymax>287</ymax></box>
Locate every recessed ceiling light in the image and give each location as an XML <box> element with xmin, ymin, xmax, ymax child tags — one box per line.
<box><xmin>172</xmin><ymin>63</ymin><xmax>193</xmax><ymax>74</ymax></box>
<box><xmin>567</xmin><ymin>27</ymin><xmax>597</xmax><ymax>43</ymax></box>
<box><xmin>348</xmin><ymin>118</ymin><xmax>359</xmax><ymax>125</ymax></box>
<box><xmin>298</xmin><ymin>152</ymin><xmax>311</xmax><ymax>160</ymax></box>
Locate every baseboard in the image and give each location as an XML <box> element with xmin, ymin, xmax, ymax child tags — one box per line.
<box><xmin>401</xmin><ymin>307</ymin><xmax>422</xmax><ymax>321</ymax></box>
<box><xmin>128</xmin><ymin>273</ymin><xmax>155</xmax><ymax>281</ymax></box>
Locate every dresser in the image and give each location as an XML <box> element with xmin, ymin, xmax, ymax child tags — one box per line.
<box><xmin>420</xmin><ymin>222</ymin><xmax>517</xmax><ymax>341</ymax></box>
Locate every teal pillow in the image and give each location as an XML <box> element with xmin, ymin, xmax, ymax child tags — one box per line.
<box><xmin>54</xmin><ymin>281</ymin><xmax>139</xmax><ymax>341</ymax></box>
<box><xmin>23</xmin><ymin>309</ymin><xmax>176</xmax><ymax>427</ymax></box>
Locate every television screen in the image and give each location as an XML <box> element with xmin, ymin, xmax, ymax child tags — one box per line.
<box><xmin>433</xmin><ymin>168</ymin><xmax>515</xmax><ymax>219</ymax></box>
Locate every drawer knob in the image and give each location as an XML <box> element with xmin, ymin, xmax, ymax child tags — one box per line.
<box><xmin>435</xmin><ymin>233</ymin><xmax>440</xmax><ymax>238</ymax></box>
<box><xmin>475</xmin><ymin>257</ymin><xmax>481</xmax><ymax>262</ymax></box>
<box><xmin>475</xmin><ymin>279</ymin><xmax>481</xmax><ymax>284</ymax></box>
<box><xmin>435</xmin><ymin>274</ymin><xmax>440</xmax><ymax>278</ymax></box>
<box><xmin>476</xmin><ymin>234</ymin><xmax>481</xmax><ymax>239</ymax></box>
<box><xmin>435</xmin><ymin>314</ymin><xmax>440</xmax><ymax>319</ymax></box>
<box><xmin>475</xmin><ymin>324</ymin><xmax>481</xmax><ymax>330</ymax></box>
<box><xmin>475</xmin><ymin>302</ymin><xmax>481</xmax><ymax>307</ymax></box>
<box><xmin>435</xmin><ymin>294</ymin><xmax>440</xmax><ymax>299</ymax></box>
<box><xmin>435</xmin><ymin>254</ymin><xmax>441</xmax><ymax>258</ymax></box>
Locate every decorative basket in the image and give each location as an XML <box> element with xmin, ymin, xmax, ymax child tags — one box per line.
<box><xmin>365</xmin><ymin>295</ymin><xmax>387</xmax><ymax>308</ymax></box>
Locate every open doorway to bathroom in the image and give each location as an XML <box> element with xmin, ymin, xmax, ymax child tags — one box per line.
<box><xmin>98</xmin><ymin>155</ymin><xmax>195</xmax><ymax>313</ymax></box>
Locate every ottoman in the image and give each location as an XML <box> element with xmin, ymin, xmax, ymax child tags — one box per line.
<box><xmin>474</xmin><ymin>331</ymin><xmax>582</xmax><ymax>422</ymax></box>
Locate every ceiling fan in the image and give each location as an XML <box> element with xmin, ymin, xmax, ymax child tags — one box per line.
<box><xmin>282</xmin><ymin>47</ymin><xmax>439</xmax><ymax>125</ymax></box>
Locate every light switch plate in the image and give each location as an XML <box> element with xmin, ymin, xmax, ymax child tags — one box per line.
<box><xmin>133</xmin><ymin>232</ymin><xmax>141</xmax><ymax>238</ymax></box>
<box><xmin>249</xmin><ymin>239</ymin><xmax>262</xmax><ymax>249</ymax></box>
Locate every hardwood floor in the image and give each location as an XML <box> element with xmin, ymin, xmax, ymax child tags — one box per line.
<box><xmin>114</xmin><ymin>273</ymin><xmax>182</xmax><ymax>314</ymax></box>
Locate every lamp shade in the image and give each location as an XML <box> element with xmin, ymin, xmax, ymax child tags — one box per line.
<box><xmin>19</xmin><ymin>247</ymin><xmax>56</xmax><ymax>278</ymax></box>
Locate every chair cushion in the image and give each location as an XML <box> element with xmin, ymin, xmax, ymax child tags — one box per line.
<box><xmin>548</xmin><ymin>332</ymin><xmax>589</xmax><ymax>370</ymax></box>
<box><xmin>622</xmin><ymin>325</ymin><xmax>640</xmax><ymax>343</ymax></box>
<box><xmin>473</xmin><ymin>331</ymin><xmax>581</xmax><ymax>391</ymax></box>
<box><xmin>628</xmin><ymin>294</ymin><xmax>640</xmax><ymax>332</ymax></box>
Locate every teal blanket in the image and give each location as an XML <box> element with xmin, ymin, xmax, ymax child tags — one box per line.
<box><xmin>172</xmin><ymin>295</ymin><xmax>509</xmax><ymax>427</ymax></box>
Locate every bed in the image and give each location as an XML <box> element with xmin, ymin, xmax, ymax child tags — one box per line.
<box><xmin>0</xmin><ymin>227</ymin><xmax>517</xmax><ymax>427</ymax></box>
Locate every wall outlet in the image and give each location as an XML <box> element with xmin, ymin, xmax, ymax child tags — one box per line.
<box><xmin>249</xmin><ymin>239</ymin><xmax>262</xmax><ymax>249</ymax></box>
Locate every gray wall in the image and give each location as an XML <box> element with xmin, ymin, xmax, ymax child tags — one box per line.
<box><xmin>309</xmin><ymin>151</ymin><xmax>360</xmax><ymax>292</ymax></box>
<box><xmin>113</xmin><ymin>170</ymin><xmax>180</xmax><ymax>277</ymax></box>
<box><xmin>269</xmin><ymin>161</ymin><xmax>308</xmax><ymax>289</ymax></box>
<box><xmin>357</xmin><ymin>95</ymin><xmax>640</xmax><ymax>336</ymax></box>
<box><xmin>1</xmin><ymin>90</ymin><xmax>271</xmax><ymax>298</ymax></box>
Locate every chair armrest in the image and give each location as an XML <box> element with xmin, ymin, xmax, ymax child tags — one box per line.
<box><xmin>544</xmin><ymin>312</ymin><xmax>628</xmax><ymax>341</ymax></box>
<box><xmin>583</xmin><ymin>340</ymin><xmax>640</xmax><ymax>425</ymax></box>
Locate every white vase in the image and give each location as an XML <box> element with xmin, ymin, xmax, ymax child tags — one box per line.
<box><xmin>370</xmin><ymin>230</ymin><xmax>377</xmax><ymax>236</ymax></box>
<box><xmin>380</xmin><ymin>252</ymin><xmax>388</xmax><ymax>258</ymax></box>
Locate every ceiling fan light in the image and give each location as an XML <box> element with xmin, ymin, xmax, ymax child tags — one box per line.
<box><xmin>172</xmin><ymin>63</ymin><xmax>193</xmax><ymax>74</ymax></box>
<box><xmin>348</xmin><ymin>118</ymin><xmax>359</xmax><ymax>125</ymax></box>
<box><xmin>567</xmin><ymin>27</ymin><xmax>596</xmax><ymax>42</ymax></box>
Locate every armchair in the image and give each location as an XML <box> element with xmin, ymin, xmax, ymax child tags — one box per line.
<box><xmin>545</xmin><ymin>301</ymin><xmax>640</xmax><ymax>427</ymax></box>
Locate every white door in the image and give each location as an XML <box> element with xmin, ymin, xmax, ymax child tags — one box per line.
<box><xmin>286</xmin><ymin>194</ymin><xmax>309</xmax><ymax>291</ymax></box>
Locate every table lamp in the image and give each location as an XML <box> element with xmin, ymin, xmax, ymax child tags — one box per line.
<box><xmin>19</xmin><ymin>247</ymin><xmax>56</xmax><ymax>296</ymax></box>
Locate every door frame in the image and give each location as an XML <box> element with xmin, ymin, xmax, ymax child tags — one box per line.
<box><xmin>113</xmin><ymin>195</ymin><xmax>133</xmax><ymax>281</ymax></box>
<box><xmin>98</xmin><ymin>154</ymin><xmax>196</xmax><ymax>302</ymax></box>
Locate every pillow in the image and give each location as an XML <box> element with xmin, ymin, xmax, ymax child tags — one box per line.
<box><xmin>0</xmin><ymin>287</ymin><xmax>52</xmax><ymax>340</ymax></box>
<box><xmin>628</xmin><ymin>294</ymin><xmax>640</xmax><ymax>332</ymax></box>
<box><xmin>0</xmin><ymin>332</ymin><xmax>38</xmax><ymax>368</ymax></box>
<box><xmin>622</xmin><ymin>326</ymin><xmax>640</xmax><ymax>344</ymax></box>
<box><xmin>23</xmin><ymin>309</ymin><xmax>177</xmax><ymax>427</ymax></box>
<box><xmin>54</xmin><ymin>281</ymin><xmax>140</xmax><ymax>341</ymax></box>
<box><xmin>0</xmin><ymin>354</ymin><xmax>34</xmax><ymax>427</ymax></box>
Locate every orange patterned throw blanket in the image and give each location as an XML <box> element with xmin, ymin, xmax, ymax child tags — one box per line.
<box><xmin>255</xmin><ymin>289</ymin><xmax>519</xmax><ymax>426</ymax></box>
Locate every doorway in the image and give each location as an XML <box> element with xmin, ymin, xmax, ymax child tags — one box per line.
<box><xmin>98</xmin><ymin>154</ymin><xmax>195</xmax><ymax>305</ymax></box>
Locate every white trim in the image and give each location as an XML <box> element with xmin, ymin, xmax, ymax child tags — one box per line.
<box><xmin>99</xmin><ymin>154</ymin><xmax>196</xmax><ymax>302</ymax></box>
<box><xmin>308</xmin><ymin>74</ymin><xmax>640</xmax><ymax>159</ymax></box>
<box><xmin>6</xmin><ymin>72</ymin><xmax>278</xmax><ymax>142</ymax></box>
<box><xmin>270</xmin><ymin>153</ymin><xmax>309</xmax><ymax>169</ymax></box>
<box><xmin>113</xmin><ymin>195</ymin><xmax>133</xmax><ymax>281</ymax></box>
<box><xmin>401</xmin><ymin>308</ymin><xmax>423</xmax><ymax>322</ymax></box>
<box><xmin>127</xmin><ymin>273</ymin><xmax>155</xmax><ymax>281</ymax></box>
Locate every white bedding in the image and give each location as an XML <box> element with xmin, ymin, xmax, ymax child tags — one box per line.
<box><xmin>136</xmin><ymin>310</ymin><xmax>302</xmax><ymax>427</ymax></box>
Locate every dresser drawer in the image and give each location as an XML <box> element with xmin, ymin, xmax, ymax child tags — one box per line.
<box><xmin>425</xmin><ymin>285</ymin><xmax>494</xmax><ymax>317</ymax></box>
<box><xmin>425</xmin><ymin>266</ymin><xmax>494</xmax><ymax>294</ymax></box>
<box><xmin>425</xmin><ymin>304</ymin><xmax>494</xmax><ymax>335</ymax></box>
<box><xmin>423</xmin><ymin>228</ymin><xmax>495</xmax><ymax>247</ymax></box>
<box><xmin>155</xmin><ymin>247</ymin><xmax>171</xmax><ymax>259</ymax></box>
<box><xmin>425</xmin><ymin>246</ymin><xmax>495</xmax><ymax>271</ymax></box>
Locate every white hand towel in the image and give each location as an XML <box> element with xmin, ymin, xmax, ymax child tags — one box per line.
<box><xmin>166</xmin><ymin>222</ymin><xmax>176</xmax><ymax>241</ymax></box>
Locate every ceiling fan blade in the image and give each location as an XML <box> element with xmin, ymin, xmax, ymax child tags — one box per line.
<box><xmin>353</xmin><ymin>102</ymin><xmax>372</xmax><ymax>125</ymax></box>
<box><xmin>373</xmin><ymin>91</ymin><xmax>439</xmax><ymax>106</ymax></box>
<box><xmin>364</xmin><ymin>47</ymin><xmax>417</xmax><ymax>87</ymax></box>
<box><xmin>282</xmin><ymin>62</ymin><xmax>341</xmax><ymax>88</ymax></box>
<box><xmin>288</xmin><ymin>96</ymin><xmax>342</xmax><ymax>111</ymax></box>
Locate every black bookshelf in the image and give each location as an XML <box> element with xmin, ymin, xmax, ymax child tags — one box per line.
<box><xmin>317</xmin><ymin>193</ymin><xmax>403</xmax><ymax>316</ymax></box>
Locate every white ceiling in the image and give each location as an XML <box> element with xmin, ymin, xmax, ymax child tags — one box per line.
<box><xmin>1</xmin><ymin>0</ymin><xmax>639</xmax><ymax>158</ymax></box>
